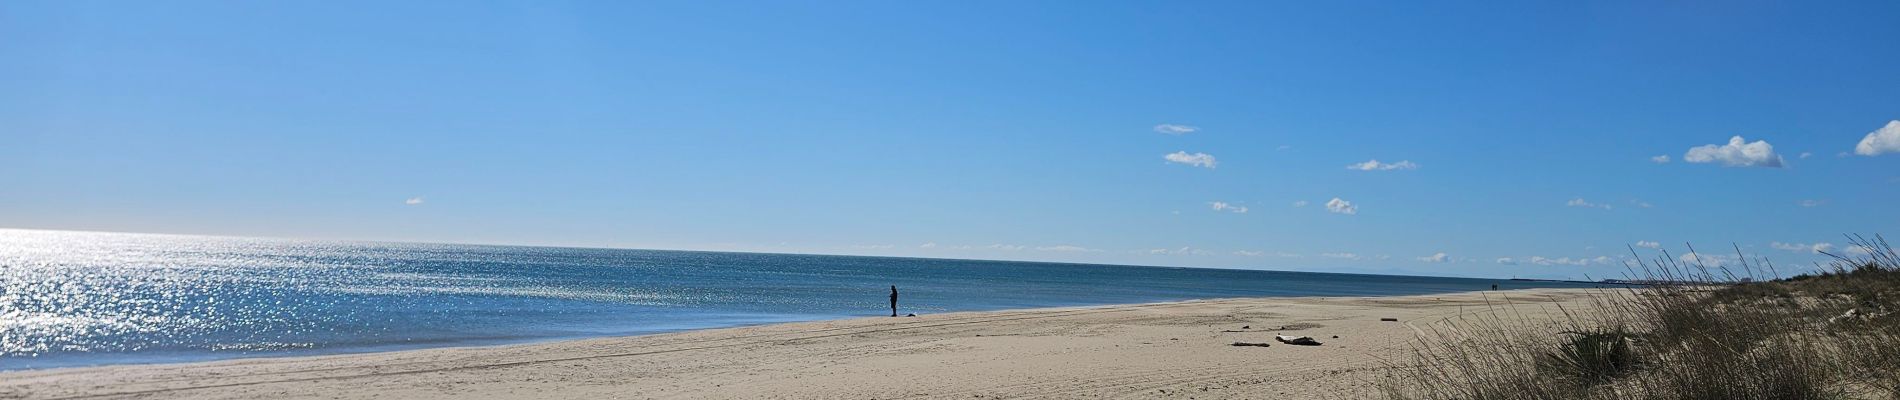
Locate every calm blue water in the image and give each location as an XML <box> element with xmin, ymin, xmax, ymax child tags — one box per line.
<box><xmin>0</xmin><ymin>229</ymin><xmax>1605</xmax><ymax>370</ymax></box>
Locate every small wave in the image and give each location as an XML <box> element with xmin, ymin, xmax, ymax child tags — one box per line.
<box><xmin>208</xmin><ymin>342</ymin><xmax>315</xmax><ymax>352</ymax></box>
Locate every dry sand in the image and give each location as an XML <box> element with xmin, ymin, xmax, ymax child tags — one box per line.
<box><xmin>2</xmin><ymin>288</ymin><xmax>1608</xmax><ymax>399</ymax></box>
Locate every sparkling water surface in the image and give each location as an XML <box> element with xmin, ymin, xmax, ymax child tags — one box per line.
<box><xmin>0</xmin><ymin>229</ymin><xmax>1606</xmax><ymax>370</ymax></box>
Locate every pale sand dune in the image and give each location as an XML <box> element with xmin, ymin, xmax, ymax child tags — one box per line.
<box><xmin>2</xmin><ymin>288</ymin><xmax>1609</xmax><ymax>399</ymax></box>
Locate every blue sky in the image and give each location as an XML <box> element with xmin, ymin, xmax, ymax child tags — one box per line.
<box><xmin>3</xmin><ymin>1</ymin><xmax>1897</xmax><ymax>279</ymax></box>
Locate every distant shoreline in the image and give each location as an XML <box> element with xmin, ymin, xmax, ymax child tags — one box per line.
<box><xmin>2</xmin><ymin>288</ymin><xmax>1610</xmax><ymax>400</ymax></box>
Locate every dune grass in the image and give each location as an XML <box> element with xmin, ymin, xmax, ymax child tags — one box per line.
<box><xmin>1381</xmin><ymin>235</ymin><xmax>1900</xmax><ymax>400</ymax></box>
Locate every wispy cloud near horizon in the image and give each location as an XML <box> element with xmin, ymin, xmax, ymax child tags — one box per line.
<box><xmin>1153</xmin><ymin>124</ymin><xmax>1198</xmax><ymax>135</ymax></box>
<box><xmin>1771</xmin><ymin>242</ymin><xmax>1835</xmax><ymax>254</ymax></box>
<box><xmin>1163</xmin><ymin>151</ymin><xmax>1217</xmax><ymax>168</ymax></box>
<box><xmin>1345</xmin><ymin>159</ymin><xmax>1418</xmax><ymax>171</ymax></box>
<box><xmin>1149</xmin><ymin>246</ymin><xmax>1209</xmax><ymax>256</ymax></box>
<box><xmin>1036</xmin><ymin>245</ymin><xmax>1100</xmax><ymax>252</ymax></box>
<box><xmin>1566</xmin><ymin>198</ymin><xmax>1611</xmax><ymax>210</ymax></box>
<box><xmin>1208</xmin><ymin>201</ymin><xmax>1248</xmax><ymax>213</ymax></box>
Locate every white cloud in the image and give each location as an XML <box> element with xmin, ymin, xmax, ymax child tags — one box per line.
<box><xmin>1276</xmin><ymin>145</ymin><xmax>1292</xmax><ymax>151</ymax></box>
<box><xmin>1322</xmin><ymin>252</ymin><xmax>1361</xmax><ymax>260</ymax></box>
<box><xmin>1847</xmin><ymin>245</ymin><xmax>1875</xmax><ymax>256</ymax></box>
<box><xmin>1630</xmin><ymin>199</ymin><xmax>1654</xmax><ymax>208</ymax></box>
<box><xmin>1771</xmin><ymin>242</ymin><xmax>1835</xmax><ymax>254</ymax></box>
<box><xmin>1504</xmin><ymin>255</ymin><xmax>1622</xmax><ymax>267</ymax></box>
<box><xmin>1566</xmin><ymin>198</ymin><xmax>1612</xmax><ymax>210</ymax></box>
<box><xmin>1346</xmin><ymin>159</ymin><xmax>1419</xmax><ymax>171</ymax></box>
<box><xmin>1036</xmin><ymin>245</ymin><xmax>1099</xmax><ymax>252</ymax></box>
<box><xmin>1150</xmin><ymin>246</ymin><xmax>1209</xmax><ymax>256</ymax></box>
<box><xmin>1530</xmin><ymin>256</ymin><xmax>1573</xmax><ymax>266</ymax></box>
<box><xmin>1650</xmin><ymin>155</ymin><xmax>1671</xmax><ymax>163</ymax></box>
<box><xmin>1798</xmin><ymin>199</ymin><xmax>1826</xmax><ymax>207</ymax></box>
<box><xmin>404</xmin><ymin>197</ymin><xmax>425</xmax><ymax>205</ymax></box>
<box><xmin>1154</xmin><ymin>124</ymin><xmax>1198</xmax><ymax>135</ymax></box>
<box><xmin>919</xmin><ymin>242</ymin><xmax>938</xmax><ymax>249</ymax></box>
<box><xmin>1324</xmin><ymin>198</ymin><xmax>1357</xmax><ymax>215</ymax></box>
<box><xmin>1855</xmin><ymin>120</ymin><xmax>1900</xmax><ymax>156</ymax></box>
<box><xmin>851</xmin><ymin>244</ymin><xmax>895</xmax><ymax>250</ymax></box>
<box><xmin>1800</xmin><ymin>152</ymin><xmax>1813</xmax><ymax>159</ymax></box>
<box><xmin>1163</xmin><ymin>151</ymin><xmax>1218</xmax><ymax>168</ymax></box>
<box><xmin>1292</xmin><ymin>200</ymin><xmax>1309</xmax><ymax>207</ymax></box>
<box><xmin>987</xmin><ymin>244</ymin><xmax>1027</xmax><ymax>251</ymax></box>
<box><xmin>1531</xmin><ymin>256</ymin><xmax>1586</xmax><ymax>266</ymax></box>
<box><xmin>1209</xmin><ymin>201</ymin><xmax>1249</xmax><ymax>214</ymax></box>
<box><xmin>1233</xmin><ymin>250</ymin><xmax>1264</xmax><ymax>257</ymax></box>
<box><xmin>1635</xmin><ymin>241</ymin><xmax>1661</xmax><ymax>249</ymax></box>
<box><xmin>1684</xmin><ymin>136</ymin><xmax>1785</xmax><ymax>167</ymax></box>
<box><xmin>1277</xmin><ymin>252</ymin><xmax>1304</xmax><ymax>258</ymax></box>
<box><xmin>1417</xmin><ymin>252</ymin><xmax>1451</xmax><ymax>263</ymax></box>
<box><xmin>1677</xmin><ymin>253</ymin><xmax>1734</xmax><ymax>267</ymax></box>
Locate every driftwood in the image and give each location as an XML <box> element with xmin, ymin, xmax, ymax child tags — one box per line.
<box><xmin>1276</xmin><ymin>335</ymin><xmax>1322</xmax><ymax>345</ymax></box>
<box><xmin>1379</xmin><ymin>317</ymin><xmax>1399</xmax><ymax>322</ymax></box>
<box><xmin>1230</xmin><ymin>342</ymin><xmax>1272</xmax><ymax>347</ymax></box>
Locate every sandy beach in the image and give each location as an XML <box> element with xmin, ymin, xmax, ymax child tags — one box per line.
<box><xmin>2</xmin><ymin>288</ymin><xmax>1607</xmax><ymax>400</ymax></box>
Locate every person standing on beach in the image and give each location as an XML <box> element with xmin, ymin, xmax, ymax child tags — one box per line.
<box><xmin>889</xmin><ymin>285</ymin><xmax>899</xmax><ymax>317</ymax></box>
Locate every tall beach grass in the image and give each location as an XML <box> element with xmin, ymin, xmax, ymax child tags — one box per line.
<box><xmin>1381</xmin><ymin>235</ymin><xmax>1900</xmax><ymax>400</ymax></box>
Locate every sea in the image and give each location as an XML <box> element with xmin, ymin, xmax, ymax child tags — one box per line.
<box><xmin>0</xmin><ymin>229</ymin><xmax>1607</xmax><ymax>370</ymax></box>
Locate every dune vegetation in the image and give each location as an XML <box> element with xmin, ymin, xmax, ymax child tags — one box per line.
<box><xmin>1382</xmin><ymin>235</ymin><xmax>1900</xmax><ymax>400</ymax></box>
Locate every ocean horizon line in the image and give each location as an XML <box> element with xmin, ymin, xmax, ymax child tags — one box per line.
<box><xmin>0</xmin><ymin>226</ymin><xmax>1515</xmax><ymax>281</ymax></box>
